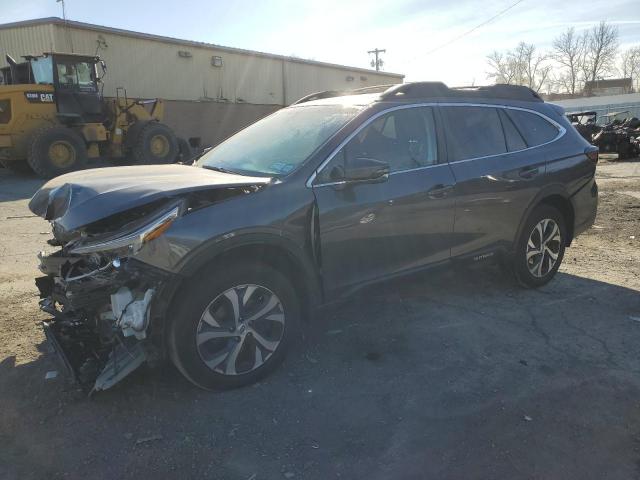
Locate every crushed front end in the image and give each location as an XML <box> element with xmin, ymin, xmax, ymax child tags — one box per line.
<box><xmin>34</xmin><ymin>201</ymin><xmax>182</xmax><ymax>393</ymax></box>
<box><xmin>28</xmin><ymin>164</ymin><xmax>271</xmax><ymax>392</ymax></box>
<box><xmin>36</xmin><ymin>252</ymin><xmax>172</xmax><ymax>393</ymax></box>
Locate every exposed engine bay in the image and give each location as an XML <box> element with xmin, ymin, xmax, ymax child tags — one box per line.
<box><xmin>36</xmin><ymin>252</ymin><xmax>168</xmax><ymax>393</ymax></box>
<box><xmin>30</xmin><ymin>164</ymin><xmax>271</xmax><ymax>392</ymax></box>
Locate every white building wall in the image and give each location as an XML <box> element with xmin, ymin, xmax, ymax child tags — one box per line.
<box><xmin>0</xmin><ymin>20</ymin><xmax>403</xmax><ymax>105</ymax></box>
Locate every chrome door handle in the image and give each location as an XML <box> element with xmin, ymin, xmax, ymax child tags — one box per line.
<box><xmin>427</xmin><ymin>184</ymin><xmax>454</xmax><ymax>199</ymax></box>
<box><xmin>519</xmin><ymin>167</ymin><xmax>539</xmax><ymax>179</ymax></box>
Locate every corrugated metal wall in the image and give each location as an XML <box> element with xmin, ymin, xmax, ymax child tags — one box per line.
<box><xmin>0</xmin><ymin>24</ymin><xmax>55</xmax><ymax>62</ymax></box>
<box><xmin>0</xmin><ymin>22</ymin><xmax>402</xmax><ymax>105</ymax></box>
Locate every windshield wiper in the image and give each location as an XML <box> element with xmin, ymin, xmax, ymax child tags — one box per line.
<box><xmin>201</xmin><ymin>165</ymin><xmax>240</xmax><ymax>175</ymax></box>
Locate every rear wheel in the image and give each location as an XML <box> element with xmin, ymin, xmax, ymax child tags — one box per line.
<box><xmin>168</xmin><ymin>262</ymin><xmax>300</xmax><ymax>390</ymax></box>
<box><xmin>28</xmin><ymin>126</ymin><xmax>88</xmax><ymax>178</ymax></box>
<box><xmin>512</xmin><ymin>205</ymin><xmax>566</xmax><ymax>288</ymax></box>
<box><xmin>129</xmin><ymin>122</ymin><xmax>178</xmax><ymax>165</ymax></box>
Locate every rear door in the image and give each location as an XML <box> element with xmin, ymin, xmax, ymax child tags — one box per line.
<box><xmin>441</xmin><ymin>105</ymin><xmax>559</xmax><ymax>258</ymax></box>
<box><xmin>312</xmin><ymin>106</ymin><xmax>456</xmax><ymax>294</ymax></box>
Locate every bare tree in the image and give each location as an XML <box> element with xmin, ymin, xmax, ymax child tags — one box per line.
<box><xmin>486</xmin><ymin>42</ymin><xmax>550</xmax><ymax>92</ymax></box>
<box><xmin>552</xmin><ymin>27</ymin><xmax>585</xmax><ymax>94</ymax></box>
<box><xmin>619</xmin><ymin>46</ymin><xmax>640</xmax><ymax>90</ymax></box>
<box><xmin>584</xmin><ymin>21</ymin><xmax>619</xmax><ymax>82</ymax></box>
<box><xmin>486</xmin><ymin>51</ymin><xmax>517</xmax><ymax>84</ymax></box>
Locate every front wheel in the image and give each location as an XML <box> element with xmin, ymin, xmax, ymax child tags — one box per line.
<box><xmin>28</xmin><ymin>126</ymin><xmax>88</xmax><ymax>178</ymax></box>
<box><xmin>167</xmin><ymin>262</ymin><xmax>300</xmax><ymax>390</ymax></box>
<box><xmin>129</xmin><ymin>122</ymin><xmax>178</xmax><ymax>165</ymax></box>
<box><xmin>512</xmin><ymin>205</ymin><xmax>566</xmax><ymax>288</ymax></box>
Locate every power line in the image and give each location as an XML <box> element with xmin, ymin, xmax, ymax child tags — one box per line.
<box><xmin>416</xmin><ymin>0</ymin><xmax>525</xmax><ymax>59</ymax></box>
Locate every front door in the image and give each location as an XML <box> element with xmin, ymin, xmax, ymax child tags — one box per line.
<box><xmin>311</xmin><ymin>106</ymin><xmax>456</xmax><ymax>296</ymax></box>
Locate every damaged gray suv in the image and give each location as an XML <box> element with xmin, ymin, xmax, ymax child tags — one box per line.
<box><xmin>30</xmin><ymin>82</ymin><xmax>598</xmax><ymax>392</ymax></box>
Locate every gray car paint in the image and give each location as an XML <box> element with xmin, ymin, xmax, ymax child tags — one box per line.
<box><xmin>28</xmin><ymin>164</ymin><xmax>272</xmax><ymax>233</ymax></box>
<box><xmin>29</xmin><ymin>95</ymin><xmax>598</xmax><ymax>308</ymax></box>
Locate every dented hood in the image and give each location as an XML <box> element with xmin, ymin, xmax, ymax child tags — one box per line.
<box><xmin>29</xmin><ymin>164</ymin><xmax>271</xmax><ymax>232</ymax></box>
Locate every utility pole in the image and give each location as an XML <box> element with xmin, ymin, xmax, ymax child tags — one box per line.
<box><xmin>56</xmin><ymin>0</ymin><xmax>74</xmax><ymax>52</ymax></box>
<box><xmin>368</xmin><ymin>48</ymin><xmax>386</xmax><ymax>71</ymax></box>
<box><xmin>56</xmin><ymin>0</ymin><xmax>66</xmax><ymax>21</ymax></box>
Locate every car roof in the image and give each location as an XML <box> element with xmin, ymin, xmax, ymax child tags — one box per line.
<box><xmin>291</xmin><ymin>82</ymin><xmax>544</xmax><ymax>109</ymax></box>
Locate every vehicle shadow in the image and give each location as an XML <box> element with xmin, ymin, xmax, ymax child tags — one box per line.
<box><xmin>0</xmin><ymin>168</ymin><xmax>46</xmax><ymax>202</ymax></box>
<box><xmin>2</xmin><ymin>265</ymin><xmax>640</xmax><ymax>479</ymax></box>
<box><xmin>0</xmin><ymin>159</ymin><xmax>115</xmax><ymax>202</ymax></box>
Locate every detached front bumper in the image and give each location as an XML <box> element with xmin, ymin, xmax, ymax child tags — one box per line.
<box><xmin>36</xmin><ymin>252</ymin><xmax>173</xmax><ymax>393</ymax></box>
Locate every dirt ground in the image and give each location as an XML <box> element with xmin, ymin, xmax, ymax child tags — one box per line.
<box><xmin>1</xmin><ymin>159</ymin><xmax>639</xmax><ymax>480</ymax></box>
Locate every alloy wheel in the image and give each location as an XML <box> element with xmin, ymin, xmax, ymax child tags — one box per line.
<box><xmin>526</xmin><ymin>218</ymin><xmax>562</xmax><ymax>278</ymax></box>
<box><xmin>195</xmin><ymin>284</ymin><xmax>285</xmax><ymax>376</ymax></box>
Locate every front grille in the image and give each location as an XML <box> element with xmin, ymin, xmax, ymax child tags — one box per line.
<box><xmin>0</xmin><ymin>100</ymin><xmax>11</xmax><ymax>124</ymax></box>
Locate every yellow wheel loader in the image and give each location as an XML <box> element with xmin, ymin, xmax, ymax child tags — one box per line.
<box><xmin>0</xmin><ymin>52</ymin><xmax>189</xmax><ymax>178</ymax></box>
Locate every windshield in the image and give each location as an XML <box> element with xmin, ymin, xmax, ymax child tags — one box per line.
<box><xmin>31</xmin><ymin>56</ymin><xmax>53</xmax><ymax>84</ymax></box>
<box><xmin>197</xmin><ymin>105</ymin><xmax>361</xmax><ymax>176</ymax></box>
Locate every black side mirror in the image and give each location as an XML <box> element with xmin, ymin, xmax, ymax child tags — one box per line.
<box><xmin>343</xmin><ymin>157</ymin><xmax>390</xmax><ymax>183</ymax></box>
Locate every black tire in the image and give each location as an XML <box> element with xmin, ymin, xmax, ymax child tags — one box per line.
<box><xmin>177</xmin><ymin>137</ymin><xmax>193</xmax><ymax>163</ymax></box>
<box><xmin>0</xmin><ymin>158</ymin><xmax>33</xmax><ymax>175</ymax></box>
<box><xmin>512</xmin><ymin>205</ymin><xmax>567</xmax><ymax>288</ymax></box>
<box><xmin>129</xmin><ymin>122</ymin><xmax>178</xmax><ymax>165</ymax></box>
<box><xmin>167</xmin><ymin>261</ymin><xmax>300</xmax><ymax>390</ymax></box>
<box><xmin>27</xmin><ymin>126</ymin><xmax>88</xmax><ymax>178</ymax></box>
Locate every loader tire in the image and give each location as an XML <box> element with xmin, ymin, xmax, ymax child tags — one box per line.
<box><xmin>129</xmin><ymin>122</ymin><xmax>178</xmax><ymax>165</ymax></box>
<box><xmin>28</xmin><ymin>126</ymin><xmax>88</xmax><ymax>179</ymax></box>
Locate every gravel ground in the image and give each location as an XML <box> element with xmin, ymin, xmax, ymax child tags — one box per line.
<box><xmin>1</xmin><ymin>159</ymin><xmax>639</xmax><ymax>480</ymax></box>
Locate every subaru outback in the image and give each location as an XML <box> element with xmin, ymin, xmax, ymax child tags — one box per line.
<box><xmin>30</xmin><ymin>82</ymin><xmax>598</xmax><ymax>392</ymax></box>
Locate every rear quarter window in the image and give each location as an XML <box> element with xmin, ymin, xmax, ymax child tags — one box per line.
<box><xmin>498</xmin><ymin>109</ymin><xmax>527</xmax><ymax>152</ymax></box>
<box><xmin>505</xmin><ymin>109</ymin><xmax>559</xmax><ymax>147</ymax></box>
<box><xmin>441</xmin><ymin>106</ymin><xmax>506</xmax><ymax>162</ymax></box>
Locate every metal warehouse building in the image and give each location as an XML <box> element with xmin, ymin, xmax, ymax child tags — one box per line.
<box><xmin>553</xmin><ymin>92</ymin><xmax>640</xmax><ymax>123</ymax></box>
<box><xmin>0</xmin><ymin>17</ymin><xmax>404</xmax><ymax>146</ymax></box>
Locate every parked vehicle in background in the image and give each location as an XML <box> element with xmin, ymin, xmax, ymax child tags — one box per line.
<box><xmin>592</xmin><ymin>111</ymin><xmax>640</xmax><ymax>159</ymax></box>
<box><xmin>0</xmin><ymin>52</ymin><xmax>191</xmax><ymax>178</ymax></box>
<box><xmin>567</xmin><ymin>110</ymin><xmax>599</xmax><ymax>142</ymax></box>
<box><xmin>30</xmin><ymin>82</ymin><xmax>599</xmax><ymax>392</ymax></box>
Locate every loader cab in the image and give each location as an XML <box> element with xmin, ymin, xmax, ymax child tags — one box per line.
<box><xmin>48</xmin><ymin>53</ymin><xmax>105</xmax><ymax>124</ymax></box>
<box><xmin>1</xmin><ymin>53</ymin><xmax>105</xmax><ymax>124</ymax></box>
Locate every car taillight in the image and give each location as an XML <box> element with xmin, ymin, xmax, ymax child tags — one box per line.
<box><xmin>585</xmin><ymin>147</ymin><xmax>599</xmax><ymax>164</ymax></box>
<box><xmin>0</xmin><ymin>100</ymin><xmax>10</xmax><ymax>124</ymax></box>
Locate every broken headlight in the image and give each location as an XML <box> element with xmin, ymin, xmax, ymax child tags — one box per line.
<box><xmin>68</xmin><ymin>205</ymin><xmax>180</xmax><ymax>255</ymax></box>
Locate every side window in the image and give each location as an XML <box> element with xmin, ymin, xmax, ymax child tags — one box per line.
<box><xmin>505</xmin><ymin>109</ymin><xmax>558</xmax><ymax>147</ymax></box>
<box><xmin>498</xmin><ymin>109</ymin><xmax>527</xmax><ymax>152</ymax></box>
<box><xmin>315</xmin><ymin>107</ymin><xmax>438</xmax><ymax>183</ymax></box>
<box><xmin>56</xmin><ymin>61</ymin><xmax>96</xmax><ymax>90</ymax></box>
<box><xmin>441</xmin><ymin>106</ymin><xmax>506</xmax><ymax>162</ymax></box>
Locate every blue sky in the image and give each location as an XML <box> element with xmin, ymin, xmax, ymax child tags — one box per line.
<box><xmin>2</xmin><ymin>0</ymin><xmax>640</xmax><ymax>85</ymax></box>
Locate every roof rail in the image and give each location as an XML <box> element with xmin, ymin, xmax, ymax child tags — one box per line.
<box><xmin>292</xmin><ymin>82</ymin><xmax>544</xmax><ymax>106</ymax></box>
<box><xmin>291</xmin><ymin>84</ymin><xmax>396</xmax><ymax>105</ymax></box>
<box><xmin>452</xmin><ymin>84</ymin><xmax>543</xmax><ymax>102</ymax></box>
<box><xmin>379</xmin><ymin>82</ymin><xmax>542</xmax><ymax>102</ymax></box>
<box><xmin>292</xmin><ymin>90</ymin><xmax>343</xmax><ymax>105</ymax></box>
